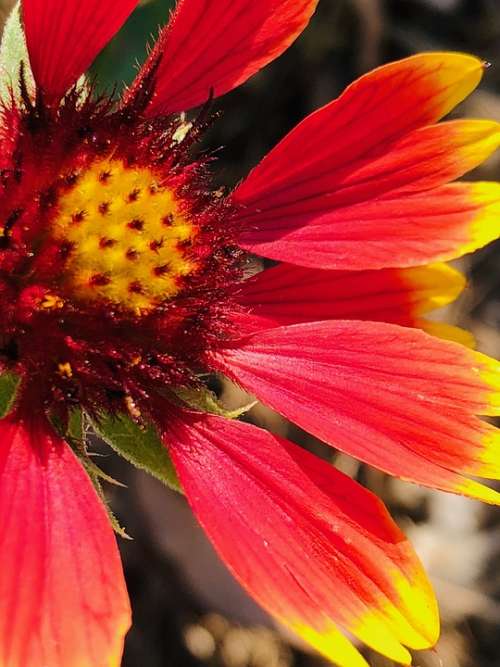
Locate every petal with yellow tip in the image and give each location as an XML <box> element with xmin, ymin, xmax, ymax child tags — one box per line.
<box><xmin>233</xmin><ymin>53</ymin><xmax>499</xmax><ymax>270</ymax></box>
<box><xmin>211</xmin><ymin>320</ymin><xmax>500</xmax><ymax>504</ymax></box>
<box><xmin>162</xmin><ymin>410</ymin><xmax>439</xmax><ymax>667</ymax></box>
<box><xmin>237</xmin><ymin>261</ymin><xmax>466</xmax><ymax>332</ymax></box>
<box><xmin>416</xmin><ymin>320</ymin><xmax>476</xmax><ymax>348</ymax></box>
<box><xmin>238</xmin><ymin>178</ymin><xmax>500</xmax><ymax>270</ymax></box>
<box><xmin>293</xmin><ymin>624</ymin><xmax>370</xmax><ymax>667</ymax></box>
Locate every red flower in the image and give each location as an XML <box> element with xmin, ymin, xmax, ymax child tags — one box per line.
<box><xmin>0</xmin><ymin>1</ymin><xmax>499</xmax><ymax>665</ymax></box>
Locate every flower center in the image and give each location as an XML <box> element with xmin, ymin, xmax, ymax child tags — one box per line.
<box><xmin>51</xmin><ymin>158</ymin><xmax>197</xmax><ymax>314</ymax></box>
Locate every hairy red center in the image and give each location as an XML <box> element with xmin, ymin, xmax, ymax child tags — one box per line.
<box><xmin>0</xmin><ymin>92</ymin><xmax>242</xmax><ymax>416</ymax></box>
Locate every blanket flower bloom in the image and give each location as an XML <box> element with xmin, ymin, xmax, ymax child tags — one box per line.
<box><xmin>0</xmin><ymin>0</ymin><xmax>500</xmax><ymax>665</ymax></box>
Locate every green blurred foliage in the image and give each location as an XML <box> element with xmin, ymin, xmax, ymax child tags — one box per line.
<box><xmin>92</xmin><ymin>0</ymin><xmax>174</xmax><ymax>94</ymax></box>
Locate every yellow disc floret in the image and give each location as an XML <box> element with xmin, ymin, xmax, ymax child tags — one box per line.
<box><xmin>51</xmin><ymin>158</ymin><xmax>197</xmax><ymax>314</ymax></box>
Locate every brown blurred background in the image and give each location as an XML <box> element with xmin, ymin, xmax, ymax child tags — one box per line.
<box><xmin>4</xmin><ymin>1</ymin><xmax>500</xmax><ymax>665</ymax></box>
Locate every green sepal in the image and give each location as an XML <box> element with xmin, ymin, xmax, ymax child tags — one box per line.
<box><xmin>174</xmin><ymin>386</ymin><xmax>257</xmax><ymax>419</ymax></box>
<box><xmin>86</xmin><ymin>470</ymin><xmax>131</xmax><ymax>540</ymax></box>
<box><xmin>64</xmin><ymin>408</ymin><xmax>126</xmax><ymax>488</ymax></box>
<box><xmin>66</xmin><ymin>406</ymin><xmax>84</xmax><ymax>444</ymax></box>
<box><xmin>0</xmin><ymin>371</ymin><xmax>21</xmax><ymax>418</ymax></box>
<box><xmin>0</xmin><ymin>1</ymin><xmax>35</xmax><ymax>104</ymax></box>
<box><xmin>91</xmin><ymin>412</ymin><xmax>182</xmax><ymax>494</ymax></box>
<box><xmin>63</xmin><ymin>408</ymin><xmax>131</xmax><ymax>538</ymax></box>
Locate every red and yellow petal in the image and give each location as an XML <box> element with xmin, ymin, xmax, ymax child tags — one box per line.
<box><xmin>237</xmin><ymin>180</ymin><xmax>500</xmax><ymax>270</ymax></box>
<box><xmin>129</xmin><ymin>0</ymin><xmax>318</xmax><ymax>116</ymax></box>
<box><xmin>415</xmin><ymin>319</ymin><xmax>475</xmax><ymax>348</ymax></box>
<box><xmin>232</xmin><ymin>52</ymin><xmax>500</xmax><ymax>270</ymax></box>
<box><xmin>209</xmin><ymin>320</ymin><xmax>500</xmax><ymax>503</ymax></box>
<box><xmin>0</xmin><ymin>411</ymin><xmax>131</xmax><ymax>667</ymax></box>
<box><xmin>236</xmin><ymin>119</ymin><xmax>500</xmax><ymax>212</ymax></box>
<box><xmin>162</xmin><ymin>409</ymin><xmax>438</xmax><ymax>666</ymax></box>
<box><xmin>22</xmin><ymin>0</ymin><xmax>138</xmax><ymax>102</ymax></box>
<box><xmin>235</xmin><ymin>52</ymin><xmax>486</xmax><ymax>203</ymax></box>
<box><xmin>459</xmin><ymin>181</ymin><xmax>500</xmax><ymax>255</ymax></box>
<box><xmin>237</xmin><ymin>261</ymin><xmax>466</xmax><ymax>329</ymax></box>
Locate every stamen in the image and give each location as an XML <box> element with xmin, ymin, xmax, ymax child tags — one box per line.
<box><xmin>57</xmin><ymin>362</ymin><xmax>73</xmax><ymax>378</ymax></box>
<box><xmin>41</xmin><ymin>293</ymin><xmax>65</xmax><ymax>310</ymax></box>
<box><xmin>125</xmin><ymin>394</ymin><xmax>141</xmax><ymax>419</ymax></box>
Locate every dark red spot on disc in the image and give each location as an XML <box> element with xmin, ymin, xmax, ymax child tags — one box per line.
<box><xmin>128</xmin><ymin>219</ymin><xmax>144</xmax><ymax>231</ymax></box>
<box><xmin>71</xmin><ymin>210</ymin><xmax>86</xmax><ymax>224</ymax></box>
<box><xmin>99</xmin><ymin>170</ymin><xmax>112</xmax><ymax>183</ymax></box>
<box><xmin>154</xmin><ymin>264</ymin><xmax>170</xmax><ymax>276</ymax></box>
<box><xmin>90</xmin><ymin>273</ymin><xmax>111</xmax><ymax>287</ymax></box>
<box><xmin>129</xmin><ymin>280</ymin><xmax>143</xmax><ymax>294</ymax></box>
<box><xmin>150</xmin><ymin>239</ymin><xmax>164</xmax><ymax>252</ymax></box>
<box><xmin>128</xmin><ymin>189</ymin><xmax>141</xmax><ymax>202</ymax></box>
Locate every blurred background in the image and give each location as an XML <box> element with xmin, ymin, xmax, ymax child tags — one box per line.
<box><xmin>3</xmin><ymin>0</ymin><xmax>500</xmax><ymax>665</ymax></box>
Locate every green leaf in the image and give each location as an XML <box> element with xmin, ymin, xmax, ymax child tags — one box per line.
<box><xmin>0</xmin><ymin>371</ymin><xmax>21</xmax><ymax>418</ymax></box>
<box><xmin>92</xmin><ymin>412</ymin><xmax>182</xmax><ymax>493</ymax></box>
<box><xmin>92</xmin><ymin>0</ymin><xmax>176</xmax><ymax>94</ymax></box>
<box><xmin>175</xmin><ymin>386</ymin><xmax>257</xmax><ymax>419</ymax></box>
<box><xmin>67</xmin><ymin>407</ymin><xmax>84</xmax><ymax>444</ymax></box>
<box><xmin>0</xmin><ymin>1</ymin><xmax>35</xmax><ymax>103</ymax></box>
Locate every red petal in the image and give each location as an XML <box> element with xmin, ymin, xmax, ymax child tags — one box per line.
<box><xmin>210</xmin><ymin>321</ymin><xmax>500</xmax><ymax>504</ymax></box>
<box><xmin>131</xmin><ymin>0</ymin><xmax>318</xmax><ymax>116</ymax></box>
<box><xmin>237</xmin><ymin>262</ymin><xmax>465</xmax><ymax>330</ymax></box>
<box><xmin>237</xmin><ymin>120</ymin><xmax>499</xmax><ymax>207</ymax></box>
<box><xmin>233</xmin><ymin>53</ymin><xmax>500</xmax><ymax>269</ymax></box>
<box><xmin>0</xmin><ymin>412</ymin><xmax>131</xmax><ymax>667</ymax></box>
<box><xmin>163</xmin><ymin>410</ymin><xmax>438</xmax><ymax>666</ymax></box>
<box><xmin>237</xmin><ymin>180</ymin><xmax>500</xmax><ymax>270</ymax></box>
<box><xmin>22</xmin><ymin>0</ymin><xmax>139</xmax><ymax>102</ymax></box>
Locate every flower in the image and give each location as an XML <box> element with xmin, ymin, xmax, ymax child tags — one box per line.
<box><xmin>0</xmin><ymin>0</ymin><xmax>499</xmax><ymax>665</ymax></box>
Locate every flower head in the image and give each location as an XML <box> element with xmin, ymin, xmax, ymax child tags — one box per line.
<box><xmin>0</xmin><ymin>77</ymin><xmax>243</xmax><ymax>415</ymax></box>
<box><xmin>0</xmin><ymin>1</ymin><xmax>500</xmax><ymax>666</ymax></box>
